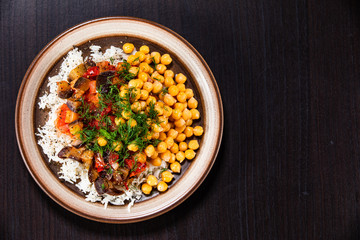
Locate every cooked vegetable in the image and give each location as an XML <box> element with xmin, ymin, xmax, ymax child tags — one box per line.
<box><xmin>65</xmin><ymin>102</ymin><xmax>80</xmax><ymax>116</ymax></box>
<box><xmin>68</xmin><ymin>63</ymin><xmax>86</xmax><ymax>81</ymax></box>
<box><xmin>73</xmin><ymin>77</ymin><xmax>91</xmax><ymax>92</ymax></box>
<box><xmin>58</xmin><ymin>146</ymin><xmax>86</xmax><ymax>162</ymax></box>
<box><xmin>57</xmin><ymin>81</ymin><xmax>73</xmax><ymax>99</ymax></box>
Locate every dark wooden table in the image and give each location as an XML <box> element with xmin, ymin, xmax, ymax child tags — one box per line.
<box><xmin>2</xmin><ymin>0</ymin><xmax>360</xmax><ymax>239</ymax></box>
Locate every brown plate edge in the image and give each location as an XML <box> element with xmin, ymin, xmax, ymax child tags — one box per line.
<box><xmin>15</xmin><ymin>16</ymin><xmax>224</xmax><ymax>224</ymax></box>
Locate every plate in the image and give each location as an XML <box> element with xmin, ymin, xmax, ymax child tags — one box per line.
<box><xmin>15</xmin><ymin>17</ymin><xmax>223</xmax><ymax>223</ymax></box>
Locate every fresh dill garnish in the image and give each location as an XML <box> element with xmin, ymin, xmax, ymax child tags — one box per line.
<box><xmin>116</xmin><ymin>60</ymin><xmax>136</xmax><ymax>82</ymax></box>
<box><xmin>151</xmin><ymin>57</ymin><xmax>158</xmax><ymax>68</ymax></box>
<box><xmin>161</xmin><ymin>87</ymin><xmax>168</xmax><ymax>94</ymax></box>
<box><xmin>148</xmin><ymin>102</ymin><xmax>159</xmax><ymax>121</ymax></box>
<box><xmin>109</xmin><ymin>57</ymin><xmax>115</xmax><ymax>64</ymax></box>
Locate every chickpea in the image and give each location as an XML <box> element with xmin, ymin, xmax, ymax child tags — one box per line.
<box><xmin>145</xmin><ymin>145</ymin><xmax>155</xmax><ymax>157</ymax></box>
<box><xmin>129</xmin><ymin>66</ymin><xmax>139</xmax><ymax>75</ymax></box>
<box><xmin>122</xmin><ymin>110</ymin><xmax>131</xmax><ymax>120</ymax></box>
<box><xmin>146</xmin><ymin>175</ymin><xmax>158</xmax><ymax>186</ymax></box>
<box><xmin>185</xmin><ymin>88</ymin><xmax>194</xmax><ymax>99</ymax></box>
<box><xmin>185</xmin><ymin>149</ymin><xmax>196</xmax><ymax>160</ymax></box>
<box><xmin>174</xmin><ymin>103</ymin><xmax>186</xmax><ymax>112</ymax></box>
<box><xmin>139</xmin><ymin>101</ymin><xmax>147</xmax><ymax>110</ymax></box>
<box><xmin>164</xmin><ymin>137</ymin><xmax>174</xmax><ymax>148</ymax></box>
<box><xmin>151</xmin><ymin>71</ymin><xmax>162</xmax><ymax>82</ymax></box>
<box><xmin>163</xmin><ymin>105</ymin><xmax>173</xmax><ymax>117</ymax></box>
<box><xmin>159</xmin><ymin>132</ymin><xmax>167</xmax><ymax>141</ymax></box>
<box><xmin>177</xmin><ymin>83</ymin><xmax>186</xmax><ymax>92</ymax></box>
<box><xmin>169</xmin><ymin>153</ymin><xmax>176</xmax><ymax>163</ymax></box>
<box><xmin>152</xmin><ymin>131</ymin><xmax>160</xmax><ymax>139</ymax></box>
<box><xmin>144</xmin><ymin>54</ymin><xmax>152</xmax><ymax>64</ymax></box>
<box><xmin>123</xmin><ymin>43</ymin><xmax>135</xmax><ymax>53</ymax></box>
<box><xmin>161</xmin><ymin>171</ymin><xmax>173</xmax><ymax>182</ymax></box>
<box><xmin>138</xmin><ymin>71</ymin><xmax>149</xmax><ymax>82</ymax></box>
<box><xmin>139</xmin><ymin>62</ymin><xmax>151</xmax><ymax>73</ymax></box>
<box><xmin>171</xmin><ymin>108</ymin><xmax>182</xmax><ymax>120</ymax></box>
<box><xmin>151</xmin><ymin>52</ymin><xmax>161</xmax><ymax>64</ymax></box>
<box><xmin>164</xmin><ymin>70</ymin><xmax>175</xmax><ymax>78</ymax></box>
<box><xmin>119</xmin><ymin>89</ymin><xmax>129</xmax><ymax>98</ymax></box>
<box><xmin>97</xmin><ymin>137</ymin><xmax>107</xmax><ymax>146</ymax></box>
<box><xmin>170</xmin><ymin>143</ymin><xmax>179</xmax><ymax>153</ymax></box>
<box><xmin>174</xmin><ymin>118</ymin><xmax>186</xmax><ymax>128</ymax></box>
<box><xmin>186</xmin><ymin>119</ymin><xmax>193</xmax><ymax>126</ymax></box>
<box><xmin>112</xmin><ymin>141</ymin><xmax>123</xmax><ymax>151</ymax></box>
<box><xmin>157</xmin><ymin>141</ymin><xmax>167</xmax><ymax>153</ymax></box>
<box><xmin>163</xmin><ymin>94</ymin><xmax>176</xmax><ymax>106</ymax></box>
<box><xmin>151</xmin><ymin>157</ymin><xmax>162</xmax><ymax>166</ymax></box>
<box><xmin>134</xmin><ymin>152</ymin><xmax>146</xmax><ymax>163</ymax></box>
<box><xmin>167</xmin><ymin>129</ymin><xmax>179</xmax><ymax>139</ymax></box>
<box><xmin>135</xmin><ymin>51</ymin><xmax>146</xmax><ymax>61</ymax></box>
<box><xmin>140</xmin><ymin>89</ymin><xmax>149</xmax><ymax>100</ymax></box>
<box><xmin>161</xmin><ymin>54</ymin><xmax>172</xmax><ymax>65</ymax></box>
<box><xmin>182</xmin><ymin>108</ymin><xmax>192</xmax><ymax>120</ymax></box>
<box><xmin>163</xmin><ymin>122</ymin><xmax>172</xmax><ymax>132</ymax></box>
<box><xmin>188</xmin><ymin>97</ymin><xmax>198</xmax><ymax>109</ymax></box>
<box><xmin>157</xmin><ymin>181</ymin><xmax>168</xmax><ymax>192</ymax></box>
<box><xmin>175</xmin><ymin>73</ymin><xmax>187</xmax><ymax>84</ymax></box>
<box><xmin>152</xmin><ymin>123</ymin><xmax>163</xmax><ymax>133</ymax></box>
<box><xmin>168</xmin><ymin>85</ymin><xmax>179</xmax><ymax>97</ymax></box>
<box><xmin>131</xmin><ymin>101</ymin><xmax>141</xmax><ymax>112</ymax></box>
<box><xmin>115</xmin><ymin>117</ymin><xmax>125</xmax><ymax>126</ymax></box>
<box><xmin>170</xmin><ymin>162</ymin><xmax>181</xmax><ymax>173</ymax></box>
<box><xmin>184</xmin><ymin>127</ymin><xmax>194</xmax><ymax>138</ymax></box>
<box><xmin>131</xmin><ymin>88</ymin><xmax>141</xmax><ymax>101</ymax></box>
<box><xmin>176</xmin><ymin>151</ymin><xmax>185</xmax><ymax>162</ymax></box>
<box><xmin>150</xmin><ymin>151</ymin><xmax>159</xmax><ymax>159</ymax></box>
<box><xmin>127</xmin><ymin>55</ymin><xmax>139</xmax><ymax>65</ymax></box>
<box><xmin>193</xmin><ymin>126</ymin><xmax>204</xmax><ymax>136</ymax></box>
<box><xmin>152</xmin><ymin>81</ymin><xmax>163</xmax><ymax>94</ymax></box>
<box><xmin>156</xmin><ymin>64</ymin><xmax>167</xmax><ymax>74</ymax></box>
<box><xmin>139</xmin><ymin>45</ymin><xmax>150</xmax><ymax>54</ymax></box>
<box><xmin>160</xmin><ymin>150</ymin><xmax>172</xmax><ymax>162</ymax></box>
<box><xmin>158</xmin><ymin>116</ymin><xmax>168</xmax><ymax>128</ymax></box>
<box><xmin>128</xmin><ymin>143</ymin><xmax>139</xmax><ymax>152</ymax></box>
<box><xmin>141</xmin><ymin>183</ymin><xmax>152</xmax><ymax>195</ymax></box>
<box><xmin>142</xmin><ymin>82</ymin><xmax>153</xmax><ymax>92</ymax></box>
<box><xmin>177</xmin><ymin>92</ymin><xmax>187</xmax><ymax>103</ymax></box>
<box><xmin>190</xmin><ymin>109</ymin><xmax>200</xmax><ymax>119</ymax></box>
<box><xmin>179</xmin><ymin>142</ymin><xmax>188</xmax><ymax>151</ymax></box>
<box><xmin>175</xmin><ymin>125</ymin><xmax>186</xmax><ymax>133</ymax></box>
<box><xmin>146</xmin><ymin>96</ymin><xmax>156</xmax><ymax>105</ymax></box>
<box><xmin>188</xmin><ymin>140</ymin><xmax>199</xmax><ymax>150</ymax></box>
<box><xmin>164</xmin><ymin>77</ymin><xmax>175</xmax><ymax>87</ymax></box>
<box><xmin>176</xmin><ymin>133</ymin><xmax>186</xmax><ymax>142</ymax></box>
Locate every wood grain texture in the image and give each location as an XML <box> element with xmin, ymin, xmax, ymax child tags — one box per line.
<box><xmin>2</xmin><ymin>0</ymin><xmax>360</xmax><ymax>239</ymax></box>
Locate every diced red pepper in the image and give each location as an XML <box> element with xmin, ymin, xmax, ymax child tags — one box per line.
<box><xmin>108</xmin><ymin>152</ymin><xmax>119</xmax><ymax>164</ymax></box>
<box><xmin>100</xmin><ymin>104</ymin><xmax>112</xmax><ymax>116</ymax></box>
<box><xmin>94</xmin><ymin>153</ymin><xmax>105</xmax><ymax>172</ymax></box>
<box><xmin>55</xmin><ymin>104</ymin><xmax>71</xmax><ymax>135</ymax></box>
<box><xmin>83</xmin><ymin>66</ymin><xmax>99</xmax><ymax>79</ymax></box>
<box><xmin>125</xmin><ymin>158</ymin><xmax>147</xmax><ymax>177</ymax></box>
<box><xmin>88</xmin><ymin>119</ymin><xmax>106</xmax><ymax>130</ymax></box>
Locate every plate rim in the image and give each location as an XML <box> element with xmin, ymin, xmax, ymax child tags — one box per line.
<box><xmin>15</xmin><ymin>16</ymin><xmax>224</xmax><ymax>223</ymax></box>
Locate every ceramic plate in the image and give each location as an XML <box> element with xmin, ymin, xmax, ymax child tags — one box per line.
<box><xmin>15</xmin><ymin>17</ymin><xmax>223</xmax><ymax>223</ymax></box>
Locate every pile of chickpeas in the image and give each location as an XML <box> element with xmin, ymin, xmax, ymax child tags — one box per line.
<box><xmin>121</xmin><ymin>43</ymin><xmax>204</xmax><ymax>195</ymax></box>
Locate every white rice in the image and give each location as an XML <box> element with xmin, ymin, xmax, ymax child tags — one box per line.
<box><xmin>36</xmin><ymin>46</ymin><xmax>166</xmax><ymax>209</ymax></box>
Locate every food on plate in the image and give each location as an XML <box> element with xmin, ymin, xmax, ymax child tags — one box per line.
<box><xmin>37</xmin><ymin>43</ymin><xmax>203</xmax><ymax>207</ymax></box>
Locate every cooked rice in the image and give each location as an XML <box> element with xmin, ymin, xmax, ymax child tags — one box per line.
<box><xmin>36</xmin><ymin>46</ymin><xmax>165</xmax><ymax>209</ymax></box>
